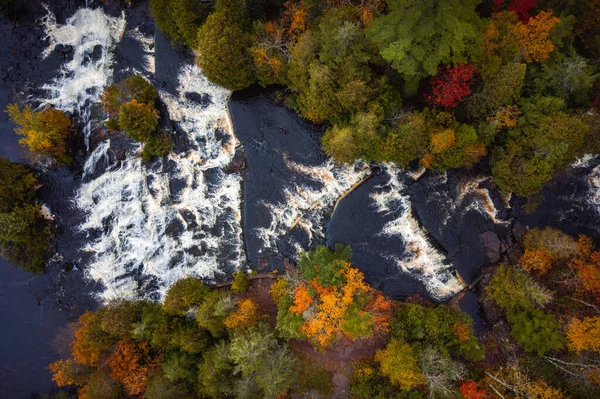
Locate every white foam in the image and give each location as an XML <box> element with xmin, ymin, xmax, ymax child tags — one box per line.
<box><xmin>371</xmin><ymin>165</ymin><xmax>463</xmax><ymax>299</ymax></box>
<box><xmin>75</xmin><ymin>65</ymin><xmax>243</xmax><ymax>302</ymax></box>
<box><xmin>39</xmin><ymin>7</ymin><xmax>126</xmax><ymax>147</ymax></box>
<box><xmin>255</xmin><ymin>158</ymin><xmax>370</xmax><ymax>252</ymax></box>
<box><xmin>572</xmin><ymin>154</ymin><xmax>597</xmax><ymax>168</ymax></box>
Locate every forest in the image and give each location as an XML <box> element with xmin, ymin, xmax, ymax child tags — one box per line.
<box><xmin>0</xmin><ymin>0</ymin><xmax>600</xmax><ymax>398</ymax></box>
<box><xmin>151</xmin><ymin>0</ymin><xmax>600</xmax><ymax>197</ymax></box>
<box><xmin>46</xmin><ymin>235</ymin><xmax>600</xmax><ymax>398</ymax></box>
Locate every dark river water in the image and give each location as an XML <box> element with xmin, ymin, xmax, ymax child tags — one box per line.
<box><xmin>1</xmin><ymin>1</ymin><xmax>600</xmax><ymax>397</ymax></box>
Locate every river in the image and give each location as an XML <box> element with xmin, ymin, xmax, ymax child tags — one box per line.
<box><xmin>0</xmin><ymin>1</ymin><xmax>599</xmax><ymax>397</ymax></box>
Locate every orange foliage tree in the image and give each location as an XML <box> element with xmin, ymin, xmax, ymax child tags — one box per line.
<box><xmin>48</xmin><ymin>359</ymin><xmax>89</xmax><ymax>387</ymax></box>
<box><xmin>459</xmin><ymin>380</ymin><xmax>489</xmax><ymax>399</ymax></box>
<box><xmin>520</xmin><ymin>248</ymin><xmax>553</xmax><ymax>274</ymax></box>
<box><xmin>566</xmin><ymin>316</ymin><xmax>600</xmax><ymax>354</ymax></box>
<box><xmin>489</xmin><ymin>105</ymin><xmax>521</xmax><ymax>130</ymax></box>
<box><xmin>224</xmin><ymin>298</ymin><xmax>260</xmax><ymax>330</ymax></box>
<box><xmin>71</xmin><ymin>312</ymin><xmax>112</xmax><ymax>367</ymax></box>
<box><xmin>483</xmin><ymin>10</ymin><xmax>559</xmax><ymax>71</ymax></box>
<box><xmin>107</xmin><ymin>339</ymin><xmax>160</xmax><ymax>396</ymax></box>
<box><xmin>273</xmin><ymin>245</ymin><xmax>392</xmax><ymax>348</ymax></box>
<box><xmin>570</xmin><ymin>236</ymin><xmax>600</xmax><ymax>298</ymax></box>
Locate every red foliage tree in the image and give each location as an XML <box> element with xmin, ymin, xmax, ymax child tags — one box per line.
<box><xmin>459</xmin><ymin>380</ymin><xmax>489</xmax><ymax>399</ymax></box>
<box><xmin>493</xmin><ymin>0</ymin><xmax>537</xmax><ymax>22</ymax></box>
<box><xmin>424</xmin><ymin>65</ymin><xmax>478</xmax><ymax>109</ymax></box>
<box><xmin>508</xmin><ymin>0</ymin><xmax>537</xmax><ymax>22</ymax></box>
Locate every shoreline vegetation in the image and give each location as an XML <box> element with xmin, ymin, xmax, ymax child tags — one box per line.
<box><xmin>153</xmin><ymin>0</ymin><xmax>600</xmax><ymax>198</ymax></box>
<box><xmin>47</xmin><ymin>234</ymin><xmax>600</xmax><ymax>398</ymax></box>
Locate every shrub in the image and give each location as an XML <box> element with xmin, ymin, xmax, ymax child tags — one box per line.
<box><xmin>231</xmin><ymin>270</ymin><xmax>249</xmax><ymax>293</ymax></box>
<box><xmin>142</xmin><ymin>132</ymin><xmax>173</xmax><ymax>162</ymax></box>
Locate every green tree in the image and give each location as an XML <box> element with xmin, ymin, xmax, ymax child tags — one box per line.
<box><xmin>118</xmin><ymin>100</ymin><xmax>159</xmax><ymax>143</ymax></box>
<box><xmin>468</xmin><ymin>63</ymin><xmax>527</xmax><ymax>117</ymax></box>
<box><xmin>196</xmin><ymin>290</ymin><xmax>232</xmax><ymax>337</ymax></box>
<box><xmin>163</xmin><ymin>277</ymin><xmax>210</xmax><ymax>316</ymax></box>
<box><xmin>81</xmin><ymin>370</ymin><xmax>124</xmax><ymax>399</ymax></box>
<box><xmin>229</xmin><ymin>327</ymin><xmax>297</xmax><ymax>397</ymax></box>
<box><xmin>101</xmin><ymin>75</ymin><xmax>158</xmax><ymax>118</ymax></box>
<box><xmin>196</xmin><ymin>9</ymin><xmax>255</xmax><ymax>90</ymax></box>
<box><xmin>145</xmin><ymin>372</ymin><xmax>195</xmax><ymax>399</ymax></box>
<box><xmin>160</xmin><ymin>351</ymin><xmax>197</xmax><ymax>384</ymax></box>
<box><xmin>150</xmin><ymin>0</ymin><xmax>212</xmax><ymax>48</ymax></box>
<box><xmin>367</xmin><ymin>0</ymin><xmax>482</xmax><ymax>93</ymax></box>
<box><xmin>142</xmin><ymin>132</ymin><xmax>173</xmax><ymax>162</ymax></box>
<box><xmin>197</xmin><ymin>341</ymin><xmax>234</xmax><ymax>398</ymax></box>
<box><xmin>298</xmin><ymin>244</ymin><xmax>352</xmax><ymax>287</ymax></box>
<box><xmin>486</xmin><ymin>264</ymin><xmax>552</xmax><ymax>312</ymax></box>
<box><xmin>492</xmin><ymin>97</ymin><xmax>589</xmax><ymax>196</ymax></box>
<box><xmin>507</xmin><ymin>309</ymin><xmax>565</xmax><ymax>356</ymax></box>
<box><xmin>390</xmin><ymin>303</ymin><xmax>484</xmax><ymax>360</ymax></box>
<box><xmin>288</xmin><ymin>7</ymin><xmax>397</xmax><ymax>125</ymax></box>
<box><xmin>0</xmin><ymin>158</ymin><xmax>52</xmax><ymax>273</ymax></box>
<box><xmin>231</xmin><ymin>270</ymin><xmax>249</xmax><ymax>293</ymax></box>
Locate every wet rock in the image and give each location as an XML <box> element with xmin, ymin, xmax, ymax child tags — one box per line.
<box><xmin>480</xmin><ymin>297</ymin><xmax>503</xmax><ymax>325</ymax></box>
<box><xmin>511</xmin><ymin>219</ymin><xmax>527</xmax><ymax>243</ymax></box>
<box><xmin>480</xmin><ymin>230</ymin><xmax>502</xmax><ymax>263</ymax></box>
<box><xmin>184</xmin><ymin>92</ymin><xmax>212</xmax><ymax>109</ymax></box>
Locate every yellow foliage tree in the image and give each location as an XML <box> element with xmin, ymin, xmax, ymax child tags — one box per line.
<box><xmin>430</xmin><ymin>129</ymin><xmax>456</xmax><ymax>154</ymax></box>
<box><xmin>6</xmin><ymin>104</ymin><xmax>71</xmax><ymax>164</ymax></box>
<box><xmin>224</xmin><ymin>298</ymin><xmax>260</xmax><ymax>330</ymax></box>
<box><xmin>520</xmin><ymin>11</ymin><xmax>560</xmax><ymax>63</ymax></box>
<box><xmin>482</xmin><ymin>11</ymin><xmax>559</xmax><ymax>70</ymax></box>
<box><xmin>567</xmin><ymin>316</ymin><xmax>600</xmax><ymax>353</ymax></box>
<box><xmin>375</xmin><ymin>338</ymin><xmax>424</xmax><ymax>390</ymax></box>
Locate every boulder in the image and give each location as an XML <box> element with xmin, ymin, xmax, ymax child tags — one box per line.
<box><xmin>480</xmin><ymin>230</ymin><xmax>502</xmax><ymax>263</ymax></box>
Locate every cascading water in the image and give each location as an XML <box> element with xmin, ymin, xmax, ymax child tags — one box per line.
<box><xmin>255</xmin><ymin>158</ymin><xmax>370</xmax><ymax>252</ymax></box>
<box><xmin>371</xmin><ymin>165</ymin><xmax>463</xmax><ymax>299</ymax></box>
<box><xmin>39</xmin><ymin>7</ymin><xmax>126</xmax><ymax>148</ymax></box>
<box><xmin>75</xmin><ymin>65</ymin><xmax>243</xmax><ymax>301</ymax></box>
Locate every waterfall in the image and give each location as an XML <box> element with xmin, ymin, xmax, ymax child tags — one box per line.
<box><xmin>255</xmin><ymin>159</ymin><xmax>370</xmax><ymax>252</ymax></box>
<box><xmin>75</xmin><ymin>65</ymin><xmax>243</xmax><ymax>302</ymax></box>
<box><xmin>39</xmin><ymin>7</ymin><xmax>126</xmax><ymax>148</ymax></box>
<box><xmin>371</xmin><ymin>165</ymin><xmax>463</xmax><ymax>299</ymax></box>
